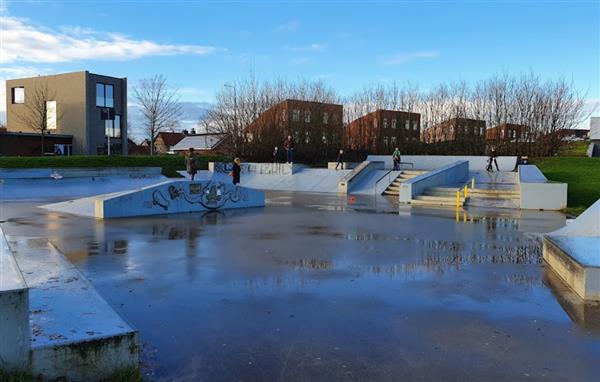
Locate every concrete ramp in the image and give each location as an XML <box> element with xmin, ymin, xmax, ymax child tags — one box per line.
<box><xmin>543</xmin><ymin>199</ymin><xmax>600</xmax><ymax>301</ymax></box>
<box><xmin>41</xmin><ymin>180</ymin><xmax>265</xmax><ymax>219</ymax></box>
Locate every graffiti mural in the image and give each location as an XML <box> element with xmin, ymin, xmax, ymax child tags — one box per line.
<box><xmin>150</xmin><ymin>181</ymin><xmax>248</xmax><ymax>211</ymax></box>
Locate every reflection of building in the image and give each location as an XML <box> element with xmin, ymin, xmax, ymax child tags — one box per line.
<box><xmin>421</xmin><ymin>118</ymin><xmax>486</xmax><ymax>143</ymax></box>
<box><xmin>171</xmin><ymin>133</ymin><xmax>230</xmax><ymax>155</ymax></box>
<box><xmin>486</xmin><ymin>123</ymin><xmax>529</xmax><ymax>141</ymax></box>
<box><xmin>345</xmin><ymin>109</ymin><xmax>420</xmax><ymax>153</ymax></box>
<box><xmin>5</xmin><ymin>71</ymin><xmax>127</xmax><ymax>155</ymax></box>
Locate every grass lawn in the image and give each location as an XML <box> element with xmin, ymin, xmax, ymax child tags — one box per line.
<box><xmin>532</xmin><ymin>156</ymin><xmax>600</xmax><ymax>216</ymax></box>
<box><xmin>0</xmin><ymin>155</ymin><xmax>228</xmax><ymax>178</ymax></box>
<box><xmin>556</xmin><ymin>140</ymin><xmax>589</xmax><ymax>157</ymax></box>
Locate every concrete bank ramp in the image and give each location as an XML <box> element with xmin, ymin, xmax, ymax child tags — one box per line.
<box><xmin>0</xmin><ymin>229</ymin><xmax>138</xmax><ymax>381</ymax></box>
<box><xmin>41</xmin><ymin>179</ymin><xmax>265</xmax><ymax>219</ymax></box>
<box><xmin>543</xmin><ymin>198</ymin><xmax>600</xmax><ymax>301</ymax></box>
<box><xmin>0</xmin><ymin>167</ymin><xmax>167</xmax><ymax>200</ymax></box>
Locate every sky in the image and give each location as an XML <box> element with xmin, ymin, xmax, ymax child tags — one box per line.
<box><xmin>1</xmin><ymin>0</ymin><xmax>599</xmax><ymax>138</ymax></box>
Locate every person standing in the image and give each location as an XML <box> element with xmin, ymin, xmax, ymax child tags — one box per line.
<box><xmin>186</xmin><ymin>148</ymin><xmax>197</xmax><ymax>181</ymax></box>
<box><xmin>335</xmin><ymin>149</ymin><xmax>344</xmax><ymax>170</ymax></box>
<box><xmin>392</xmin><ymin>147</ymin><xmax>401</xmax><ymax>170</ymax></box>
<box><xmin>283</xmin><ymin>135</ymin><xmax>295</xmax><ymax>163</ymax></box>
<box><xmin>272</xmin><ymin>146</ymin><xmax>279</xmax><ymax>163</ymax></box>
<box><xmin>487</xmin><ymin>147</ymin><xmax>500</xmax><ymax>172</ymax></box>
<box><xmin>231</xmin><ymin>157</ymin><xmax>241</xmax><ymax>185</ymax></box>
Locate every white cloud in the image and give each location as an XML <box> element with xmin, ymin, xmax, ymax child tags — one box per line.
<box><xmin>274</xmin><ymin>21</ymin><xmax>300</xmax><ymax>33</ymax></box>
<box><xmin>286</xmin><ymin>43</ymin><xmax>327</xmax><ymax>52</ymax></box>
<box><xmin>380</xmin><ymin>51</ymin><xmax>439</xmax><ymax>66</ymax></box>
<box><xmin>0</xmin><ymin>14</ymin><xmax>217</xmax><ymax>64</ymax></box>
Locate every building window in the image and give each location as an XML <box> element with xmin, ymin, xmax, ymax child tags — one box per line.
<box><xmin>305</xmin><ymin>131</ymin><xmax>310</xmax><ymax>143</ymax></box>
<box><xmin>105</xmin><ymin>114</ymin><xmax>121</xmax><ymax>138</ymax></box>
<box><xmin>383</xmin><ymin>136</ymin><xmax>389</xmax><ymax>148</ymax></box>
<box><xmin>413</xmin><ymin>121</ymin><xmax>418</xmax><ymax>130</ymax></box>
<box><xmin>480</xmin><ymin>127</ymin><xmax>484</xmax><ymax>136</ymax></box>
<box><xmin>304</xmin><ymin>110</ymin><xmax>311</xmax><ymax>123</ymax></box>
<box><xmin>373</xmin><ymin>119</ymin><xmax>378</xmax><ymax>128</ymax></box>
<box><xmin>12</xmin><ymin>87</ymin><xmax>25</xmax><ymax>104</ymax></box>
<box><xmin>323</xmin><ymin>112</ymin><xmax>329</xmax><ymax>124</ymax></box>
<box><xmin>292</xmin><ymin>109</ymin><xmax>300</xmax><ymax>122</ymax></box>
<box><xmin>392</xmin><ymin>119</ymin><xmax>397</xmax><ymax>129</ymax></box>
<box><xmin>391</xmin><ymin>136</ymin><xmax>397</xmax><ymax>146</ymax></box>
<box><xmin>512</xmin><ymin>130</ymin><xmax>516</xmax><ymax>139</ymax></box>
<box><xmin>383</xmin><ymin>118</ymin><xmax>388</xmax><ymax>129</ymax></box>
<box><xmin>96</xmin><ymin>83</ymin><xmax>114</xmax><ymax>107</ymax></box>
<box><xmin>332</xmin><ymin>113</ymin><xmax>338</xmax><ymax>123</ymax></box>
<box><xmin>405</xmin><ymin>120</ymin><xmax>409</xmax><ymax>130</ymax></box>
<box><xmin>46</xmin><ymin>101</ymin><xmax>57</xmax><ymax>130</ymax></box>
<box><xmin>282</xmin><ymin>110</ymin><xmax>287</xmax><ymax>122</ymax></box>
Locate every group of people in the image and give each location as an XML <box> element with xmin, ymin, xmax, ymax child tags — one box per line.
<box><xmin>185</xmin><ymin>148</ymin><xmax>241</xmax><ymax>185</ymax></box>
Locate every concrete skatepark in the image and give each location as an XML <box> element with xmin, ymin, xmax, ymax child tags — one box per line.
<box><xmin>1</xmin><ymin>158</ymin><xmax>598</xmax><ymax>381</ymax></box>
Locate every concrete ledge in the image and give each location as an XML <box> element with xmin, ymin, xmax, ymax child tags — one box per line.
<box><xmin>0</xmin><ymin>228</ymin><xmax>30</xmax><ymax>371</ymax></box>
<box><xmin>208</xmin><ymin>162</ymin><xmax>300</xmax><ymax>175</ymax></box>
<box><xmin>327</xmin><ymin>162</ymin><xmax>359</xmax><ymax>170</ymax></box>
<box><xmin>518</xmin><ymin>165</ymin><xmax>567</xmax><ymax>210</ymax></box>
<box><xmin>338</xmin><ymin>161</ymin><xmax>384</xmax><ymax>194</ymax></box>
<box><xmin>367</xmin><ymin>155</ymin><xmax>517</xmax><ymax>171</ymax></box>
<box><xmin>399</xmin><ymin>161</ymin><xmax>469</xmax><ymax>203</ymax></box>
<box><xmin>543</xmin><ymin>237</ymin><xmax>600</xmax><ymax>301</ymax></box>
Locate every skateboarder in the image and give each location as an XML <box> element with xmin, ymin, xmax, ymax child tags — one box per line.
<box><xmin>186</xmin><ymin>148</ymin><xmax>197</xmax><ymax>180</ymax></box>
<box><xmin>283</xmin><ymin>135</ymin><xmax>295</xmax><ymax>163</ymax></box>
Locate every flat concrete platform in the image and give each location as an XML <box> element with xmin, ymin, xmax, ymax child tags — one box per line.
<box><xmin>8</xmin><ymin>236</ymin><xmax>138</xmax><ymax>381</ymax></box>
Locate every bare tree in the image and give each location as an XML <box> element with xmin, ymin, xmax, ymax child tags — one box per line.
<box><xmin>13</xmin><ymin>82</ymin><xmax>61</xmax><ymax>155</ymax></box>
<box><xmin>132</xmin><ymin>75</ymin><xmax>182</xmax><ymax>155</ymax></box>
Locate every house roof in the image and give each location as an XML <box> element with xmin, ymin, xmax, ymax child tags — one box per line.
<box><xmin>156</xmin><ymin>132</ymin><xmax>186</xmax><ymax>147</ymax></box>
<box><xmin>171</xmin><ymin>134</ymin><xmax>227</xmax><ymax>151</ymax></box>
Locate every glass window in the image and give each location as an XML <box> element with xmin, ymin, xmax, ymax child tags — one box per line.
<box><xmin>480</xmin><ymin>127</ymin><xmax>484</xmax><ymax>136</ymax></box>
<box><xmin>323</xmin><ymin>112</ymin><xmax>329</xmax><ymax>124</ymax></box>
<box><xmin>392</xmin><ymin>119</ymin><xmax>397</xmax><ymax>129</ymax></box>
<box><xmin>383</xmin><ymin>136</ymin><xmax>389</xmax><ymax>147</ymax></box>
<box><xmin>292</xmin><ymin>109</ymin><xmax>300</xmax><ymax>121</ymax></box>
<box><xmin>383</xmin><ymin>118</ymin><xmax>388</xmax><ymax>129</ymax></box>
<box><xmin>12</xmin><ymin>87</ymin><xmax>25</xmax><ymax>104</ymax></box>
<box><xmin>413</xmin><ymin>121</ymin><xmax>418</xmax><ymax>130</ymax></box>
<box><xmin>105</xmin><ymin>114</ymin><xmax>121</xmax><ymax>138</ymax></box>
<box><xmin>391</xmin><ymin>136</ymin><xmax>397</xmax><ymax>145</ymax></box>
<box><xmin>282</xmin><ymin>110</ymin><xmax>287</xmax><ymax>121</ymax></box>
<box><xmin>405</xmin><ymin>120</ymin><xmax>409</xmax><ymax>130</ymax></box>
<box><xmin>46</xmin><ymin>101</ymin><xmax>57</xmax><ymax>130</ymax></box>
<box><xmin>304</xmin><ymin>110</ymin><xmax>311</xmax><ymax>123</ymax></box>
<box><xmin>96</xmin><ymin>83</ymin><xmax>114</xmax><ymax>107</ymax></box>
<box><xmin>332</xmin><ymin>114</ymin><xmax>338</xmax><ymax>123</ymax></box>
<box><xmin>373</xmin><ymin>119</ymin><xmax>378</xmax><ymax>128</ymax></box>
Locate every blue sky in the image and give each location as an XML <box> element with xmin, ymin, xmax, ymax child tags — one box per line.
<box><xmin>1</xmin><ymin>0</ymin><xmax>599</xmax><ymax>131</ymax></box>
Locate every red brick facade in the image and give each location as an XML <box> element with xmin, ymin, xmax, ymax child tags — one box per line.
<box><xmin>345</xmin><ymin>109</ymin><xmax>420</xmax><ymax>153</ymax></box>
<box><xmin>486</xmin><ymin>123</ymin><xmax>528</xmax><ymax>141</ymax></box>
<box><xmin>421</xmin><ymin>118</ymin><xmax>486</xmax><ymax>143</ymax></box>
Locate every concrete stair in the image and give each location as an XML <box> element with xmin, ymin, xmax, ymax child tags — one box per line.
<box><xmin>470</xmin><ymin>188</ymin><xmax>520</xmax><ymax>199</ymax></box>
<box><xmin>382</xmin><ymin>170</ymin><xmax>426</xmax><ymax>196</ymax></box>
<box><xmin>411</xmin><ymin>187</ymin><xmax>468</xmax><ymax>207</ymax></box>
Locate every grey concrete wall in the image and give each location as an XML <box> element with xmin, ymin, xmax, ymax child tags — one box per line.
<box><xmin>518</xmin><ymin>165</ymin><xmax>567</xmax><ymax>210</ymax></box>
<box><xmin>338</xmin><ymin>160</ymin><xmax>384</xmax><ymax>194</ymax></box>
<box><xmin>0</xmin><ymin>167</ymin><xmax>162</xmax><ymax>179</ymax></box>
<box><xmin>0</xmin><ymin>228</ymin><xmax>30</xmax><ymax>371</ymax></box>
<box><xmin>209</xmin><ymin>162</ymin><xmax>299</xmax><ymax>175</ymax></box>
<box><xmin>552</xmin><ymin>198</ymin><xmax>600</xmax><ymax>237</ymax></box>
<box><xmin>367</xmin><ymin>155</ymin><xmax>517</xmax><ymax>171</ymax></box>
<box><xmin>399</xmin><ymin>161</ymin><xmax>469</xmax><ymax>203</ymax></box>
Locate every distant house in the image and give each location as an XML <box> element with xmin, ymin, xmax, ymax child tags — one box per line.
<box><xmin>0</xmin><ymin>127</ymin><xmax>73</xmax><ymax>156</ymax></box>
<box><xmin>127</xmin><ymin>139</ymin><xmax>150</xmax><ymax>155</ymax></box>
<box><xmin>486</xmin><ymin>123</ymin><xmax>529</xmax><ymax>142</ymax></box>
<box><xmin>421</xmin><ymin>118</ymin><xmax>486</xmax><ymax>143</ymax></box>
<box><xmin>154</xmin><ymin>131</ymin><xmax>186</xmax><ymax>154</ymax></box>
<box><xmin>556</xmin><ymin>128</ymin><xmax>589</xmax><ymax>141</ymax></box>
<box><xmin>171</xmin><ymin>133</ymin><xmax>230</xmax><ymax>155</ymax></box>
<box><xmin>345</xmin><ymin>109</ymin><xmax>420</xmax><ymax>153</ymax></box>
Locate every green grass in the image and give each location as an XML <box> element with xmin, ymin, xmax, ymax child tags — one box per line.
<box><xmin>532</xmin><ymin>156</ymin><xmax>600</xmax><ymax>216</ymax></box>
<box><xmin>0</xmin><ymin>155</ymin><xmax>228</xmax><ymax>178</ymax></box>
<box><xmin>556</xmin><ymin>140</ymin><xmax>589</xmax><ymax>157</ymax></box>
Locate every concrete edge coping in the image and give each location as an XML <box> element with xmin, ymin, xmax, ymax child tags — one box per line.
<box><xmin>0</xmin><ymin>227</ymin><xmax>28</xmax><ymax>293</ymax></box>
<box><xmin>0</xmin><ymin>167</ymin><xmax>163</xmax><ymax>179</ymax></box>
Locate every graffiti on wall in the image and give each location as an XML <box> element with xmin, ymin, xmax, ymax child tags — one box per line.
<box><xmin>151</xmin><ymin>181</ymin><xmax>248</xmax><ymax>211</ymax></box>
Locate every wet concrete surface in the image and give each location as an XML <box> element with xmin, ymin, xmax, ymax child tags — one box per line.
<box><xmin>1</xmin><ymin>192</ymin><xmax>600</xmax><ymax>381</ymax></box>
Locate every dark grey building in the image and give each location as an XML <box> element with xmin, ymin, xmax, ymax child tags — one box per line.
<box><xmin>5</xmin><ymin>71</ymin><xmax>127</xmax><ymax>155</ymax></box>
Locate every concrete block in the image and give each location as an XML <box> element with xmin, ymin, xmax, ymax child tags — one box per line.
<box><xmin>0</xmin><ymin>228</ymin><xmax>29</xmax><ymax>371</ymax></box>
<box><xmin>399</xmin><ymin>161</ymin><xmax>469</xmax><ymax>203</ymax></box>
<box><xmin>367</xmin><ymin>155</ymin><xmax>517</xmax><ymax>171</ymax></box>
<box><xmin>327</xmin><ymin>162</ymin><xmax>359</xmax><ymax>170</ymax></box>
<box><xmin>519</xmin><ymin>165</ymin><xmax>567</xmax><ymax>210</ymax></box>
<box><xmin>208</xmin><ymin>162</ymin><xmax>300</xmax><ymax>175</ymax></box>
<box><xmin>338</xmin><ymin>161</ymin><xmax>384</xmax><ymax>194</ymax></box>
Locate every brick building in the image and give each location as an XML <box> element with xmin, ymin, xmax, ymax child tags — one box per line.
<box><xmin>345</xmin><ymin>109</ymin><xmax>420</xmax><ymax>153</ymax></box>
<box><xmin>421</xmin><ymin>118</ymin><xmax>486</xmax><ymax>144</ymax></box>
<box><xmin>154</xmin><ymin>131</ymin><xmax>186</xmax><ymax>154</ymax></box>
<box><xmin>5</xmin><ymin>71</ymin><xmax>127</xmax><ymax>155</ymax></box>
<box><xmin>0</xmin><ymin>128</ymin><xmax>73</xmax><ymax>156</ymax></box>
<box><xmin>245</xmin><ymin>99</ymin><xmax>344</xmax><ymax>160</ymax></box>
<box><xmin>486</xmin><ymin>123</ymin><xmax>529</xmax><ymax>141</ymax></box>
